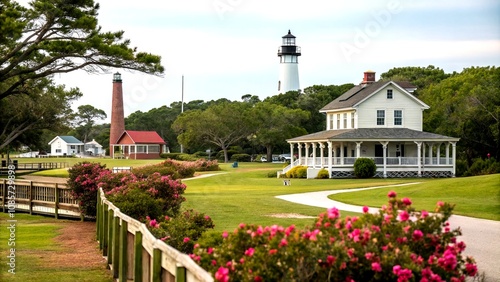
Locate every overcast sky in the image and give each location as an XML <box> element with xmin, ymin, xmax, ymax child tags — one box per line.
<box><xmin>25</xmin><ymin>0</ymin><xmax>500</xmax><ymax>122</ymax></box>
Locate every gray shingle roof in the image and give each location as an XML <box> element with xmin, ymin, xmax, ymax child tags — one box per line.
<box><xmin>287</xmin><ymin>128</ymin><xmax>459</xmax><ymax>142</ymax></box>
<box><xmin>59</xmin><ymin>136</ymin><xmax>83</xmax><ymax>144</ymax></box>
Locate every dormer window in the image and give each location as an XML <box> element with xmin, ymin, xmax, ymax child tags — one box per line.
<box><xmin>387</xmin><ymin>89</ymin><xmax>393</xmax><ymax>99</ymax></box>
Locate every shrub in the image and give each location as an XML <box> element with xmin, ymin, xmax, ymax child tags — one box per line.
<box><xmin>285</xmin><ymin>165</ymin><xmax>307</xmax><ymax>178</ymax></box>
<box><xmin>145</xmin><ymin>210</ymin><xmax>215</xmax><ymax>254</ymax></box>
<box><xmin>67</xmin><ymin>162</ymin><xmax>109</xmax><ymax>218</ymax></box>
<box><xmin>231</xmin><ymin>153</ymin><xmax>251</xmax><ymax>162</ymax></box>
<box><xmin>108</xmin><ymin>188</ymin><xmax>163</xmax><ymax>220</ymax></box>
<box><xmin>160</xmin><ymin>153</ymin><xmax>183</xmax><ymax>159</ymax></box>
<box><xmin>464</xmin><ymin>157</ymin><xmax>500</xmax><ymax>176</ymax></box>
<box><xmin>315</xmin><ymin>168</ymin><xmax>329</xmax><ymax>179</ymax></box>
<box><xmin>191</xmin><ymin>193</ymin><xmax>478</xmax><ymax>282</ymax></box>
<box><xmin>353</xmin><ymin>158</ymin><xmax>376</xmax><ymax>178</ymax></box>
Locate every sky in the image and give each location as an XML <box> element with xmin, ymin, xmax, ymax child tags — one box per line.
<box><xmin>22</xmin><ymin>0</ymin><xmax>500</xmax><ymax>122</ymax></box>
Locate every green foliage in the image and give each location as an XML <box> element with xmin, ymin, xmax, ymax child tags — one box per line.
<box><xmin>145</xmin><ymin>210</ymin><xmax>215</xmax><ymax>254</ymax></box>
<box><xmin>286</xmin><ymin>165</ymin><xmax>307</xmax><ymax>178</ymax></box>
<box><xmin>231</xmin><ymin>153</ymin><xmax>251</xmax><ymax>162</ymax></box>
<box><xmin>133</xmin><ymin>159</ymin><xmax>196</xmax><ymax>179</ymax></box>
<box><xmin>67</xmin><ymin>162</ymin><xmax>109</xmax><ymax>217</ymax></box>
<box><xmin>108</xmin><ymin>188</ymin><xmax>163</xmax><ymax>220</ymax></box>
<box><xmin>464</xmin><ymin>158</ymin><xmax>500</xmax><ymax>176</ymax></box>
<box><xmin>160</xmin><ymin>153</ymin><xmax>183</xmax><ymax>159</ymax></box>
<box><xmin>192</xmin><ymin>194</ymin><xmax>478</xmax><ymax>281</ymax></box>
<box><xmin>380</xmin><ymin>65</ymin><xmax>450</xmax><ymax>94</ymax></box>
<box><xmin>315</xmin><ymin>168</ymin><xmax>329</xmax><ymax>179</ymax></box>
<box><xmin>354</xmin><ymin>158</ymin><xmax>376</xmax><ymax>178</ymax></box>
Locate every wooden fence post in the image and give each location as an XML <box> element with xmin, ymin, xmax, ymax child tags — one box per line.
<box><xmin>112</xmin><ymin>215</ymin><xmax>120</xmax><ymax>278</ymax></box>
<box><xmin>29</xmin><ymin>181</ymin><xmax>33</xmax><ymax>215</ymax></box>
<box><xmin>102</xmin><ymin>204</ymin><xmax>109</xmax><ymax>256</ymax></box>
<box><xmin>152</xmin><ymin>248</ymin><xmax>162</xmax><ymax>282</ymax></box>
<box><xmin>176</xmin><ymin>265</ymin><xmax>187</xmax><ymax>282</ymax></box>
<box><xmin>96</xmin><ymin>191</ymin><xmax>101</xmax><ymax>244</ymax></box>
<box><xmin>54</xmin><ymin>184</ymin><xmax>59</xmax><ymax>219</ymax></box>
<box><xmin>134</xmin><ymin>231</ymin><xmax>143</xmax><ymax>282</ymax></box>
<box><xmin>107</xmin><ymin>209</ymin><xmax>114</xmax><ymax>265</ymax></box>
<box><xmin>2</xmin><ymin>179</ymin><xmax>6</xmax><ymax>213</ymax></box>
<box><xmin>119</xmin><ymin>220</ymin><xmax>128</xmax><ymax>282</ymax></box>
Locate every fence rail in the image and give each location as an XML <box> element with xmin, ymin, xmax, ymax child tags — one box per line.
<box><xmin>97</xmin><ymin>188</ymin><xmax>213</xmax><ymax>282</ymax></box>
<box><xmin>0</xmin><ymin>179</ymin><xmax>80</xmax><ymax>219</ymax></box>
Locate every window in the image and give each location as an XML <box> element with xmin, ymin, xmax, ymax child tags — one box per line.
<box><xmin>351</xmin><ymin>113</ymin><xmax>355</xmax><ymax>128</ymax></box>
<box><xmin>70</xmin><ymin>145</ymin><xmax>75</xmax><ymax>149</ymax></box>
<box><xmin>394</xmin><ymin>110</ymin><xmax>403</xmax><ymax>125</ymax></box>
<box><xmin>56</xmin><ymin>149</ymin><xmax>62</xmax><ymax>153</ymax></box>
<box><xmin>337</xmin><ymin>114</ymin><xmax>340</xmax><ymax>129</ymax></box>
<box><xmin>387</xmin><ymin>89</ymin><xmax>393</xmax><ymax>99</ymax></box>
<box><xmin>136</xmin><ymin>145</ymin><xmax>146</xmax><ymax>153</ymax></box>
<box><xmin>343</xmin><ymin>113</ymin><xmax>347</xmax><ymax>129</ymax></box>
<box><xmin>329</xmin><ymin>114</ymin><xmax>334</xmax><ymax>130</ymax></box>
<box><xmin>377</xmin><ymin>110</ymin><xmax>385</xmax><ymax>125</ymax></box>
<box><xmin>148</xmin><ymin>145</ymin><xmax>160</xmax><ymax>153</ymax></box>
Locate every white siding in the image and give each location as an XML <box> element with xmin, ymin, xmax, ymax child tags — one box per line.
<box><xmin>356</xmin><ymin>85</ymin><xmax>424</xmax><ymax>130</ymax></box>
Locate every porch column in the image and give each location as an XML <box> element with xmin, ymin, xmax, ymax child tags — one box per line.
<box><xmin>297</xmin><ymin>143</ymin><xmax>303</xmax><ymax>165</ymax></box>
<box><xmin>380</xmin><ymin>141</ymin><xmax>389</xmax><ymax>178</ymax></box>
<box><xmin>414</xmin><ymin>141</ymin><xmax>422</xmax><ymax>177</ymax></box>
<box><xmin>422</xmin><ymin>143</ymin><xmax>426</xmax><ymax>166</ymax></box>
<box><xmin>445</xmin><ymin>143</ymin><xmax>450</xmax><ymax>165</ymax></box>
<box><xmin>328</xmin><ymin>141</ymin><xmax>333</xmax><ymax>177</ymax></box>
<box><xmin>305</xmin><ymin>143</ymin><xmax>310</xmax><ymax>167</ymax></box>
<box><xmin>340</xmin><ymin>142</ymin><xmax>344</xmax><ymax>165</ymax></box>
<box><xmin>312</xmin><ymin>143</ymin><xmax>317</xmax><ymax>168</ymax></box>
<box><xmin>355</xmin><ymin>142</ymin><xmax>363</xmax><ymax>158</ymax></box>
<box><xmin>333</xmin><ymin>145</ymin><xmax>337</xmax><ymax>165</ymax></box>
<box><xmin>319</xmin><ymin>142</ymin><xmax>325</xmax><ymax>168</ymax></box>
<box><xmin>436</xmin><ymin>143</ymin><xmax>441</xmax><ymax>165</ymax></box>
<box><xmin>451</xmin><ymin>141</ymin><xmax>457</xmax><ymax>177</ymax></box>
<box><xmin>428</xmin><ymin>143</ymin><xmax>434</xmax><ymax>165</ymax></box>
<box><xmin>290</xmin><ymin>143</ymin><xmax>295</xmax><ymax>168</ymax></box>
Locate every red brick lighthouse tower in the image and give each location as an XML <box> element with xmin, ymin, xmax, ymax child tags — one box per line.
<box><xmin>109</xmin><ymin>72</ymin><xmax>125</xmax><ymax>158</ymax></box>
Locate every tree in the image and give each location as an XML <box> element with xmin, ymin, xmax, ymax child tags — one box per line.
<box><xmin>0</xmin><ymin>78</ymin><xmax>81</xmax><ymax>151</ymax></box>
<box><xmin>419</xmin><ymin>66</ymin><xmax>500</xmax><ymax>162</ymax></box>
<box><xmin>172</xmin><ymin>102</ymin><xmax>253</xmax><ymax>162</ymax></box>
<box><xmin>380</xmin><ymin>65</ymin><xmax>450</xmax><ymax>96</ymax></box>
<box><xmin>71</xmin><ymin>104</ymin><xmax>106</xmax><ymax>144</ymax></box>
<box><xmin>249</xmin><ymin>102</ymin><xmax>309</xmax><ymax>161</ymax></box>
<box><xmin>0</xmin><ymin>0</ymin><xmax>163</xmax><ymax>101</ymax></box>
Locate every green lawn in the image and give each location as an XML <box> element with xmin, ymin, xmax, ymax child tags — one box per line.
<box><xmin>181</xmin><ymin>162</ymin><xmax>422</xmax><ymax>232</ymax></box>
<box><xmin>330</xmin><ymin>174</ymin><xmax>500</xmax><ymax>221</ymax></box>
<box><xmin>0</xmin><ymin>213</ymin><xmax>112</xmax><ymax>282</ymax></box>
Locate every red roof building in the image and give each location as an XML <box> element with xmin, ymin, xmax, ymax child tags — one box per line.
<box><xmin>112</xmin><ymin>130</ymin><xmax>167</xmax><ymax>159</ymax></box>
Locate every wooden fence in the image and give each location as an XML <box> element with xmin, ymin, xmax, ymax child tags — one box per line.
<box><xmin>97</xmin><ymin>188</ymin><xmax>214</xmax><ymax>282</ymax></box>
<box><xmin>0</xmin><ymin>179</ymin><xmax>80</xmax><ymax>219</ymax></box>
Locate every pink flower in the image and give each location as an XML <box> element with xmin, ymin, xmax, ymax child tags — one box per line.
<box><xmin>327</xmin><ymin>255</ymin><xmax>336</xmax><ymax>265</ymax></box>
<box><xmin>465</xmin><ymin>263</ymin><xmax>478</xmax><ymax>276</ymax></box>
<box><xmin>222</xmin><ymin>231</ymin><xmax>228</xmax><ymax>238</ymax></box>
<box><xmin>401</xmin><ymin>197</ymin><xmax>412</xmax><ymax>206</ymax></box>
<box><xmin>420</xmin><ymin>210</ymin><xmax>429</xmax><ymax>219</ymax></box>
<box><xmin>388</xmin><ymin>190</ymin><xmax>397</xmax><ymax>198</ymax></box>
<box><xmin>207</xmin><ymin>247</ymin><xmax>213</xmax><ymax>254</ymax></box>
<box><xmin>372</xmin><ymin>262</ymin><xmax>382</xmax><ymax>272</ymax></box>
<box><xmin>413</xmin><ymin>230</ymin><xmax>424</xmax><ymax>241</ymax></box>
<box><xmin>215</xmin><ymin>267</ymin><xmax>229</xmax><ymax>282</ymax></box>
<box><xmin>269</xmin><ymin>249</ymin><xmax>278</xmax><ymax>255</ymax></box>
<box><xmin>244</xmin><ymin>248</ymin><xmax>255</xmax><ymax>256</ymax></box>
<box><xmin>183</xmin><ymin>237</ymin><xmax>190</xmax><ymax>243</ymax></box>
<box><xmin>279</xmin><ymin>238</ymin><xmax>288</xmax><ymax>247</ymax></box>
<box><xmin>327</xmin><ymin>207</ymin><xmax>340</xmax><ymax>219</ymax></box>
<box><xmin>437</xmin><ymin>201</ymin><xmax>444</xmax><ymax>207</ymax></box>
<box><xmin>365</xmin><ymin>252</ymin><xmax>374</xmax><ymax>260</ymax></box>
<box><xmin>398</xmin><ymin>210</ymin><xmax>410</xmax><ymax>221</ymax></box>
<box><xmin>362</xmin><ymin>206</ymin><xmax>369</xmax><ymax>213</ymax></box>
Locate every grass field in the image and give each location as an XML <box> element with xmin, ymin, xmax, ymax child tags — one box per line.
<box><xmin>0</xmin><ymin>213</ymin><xmax>112</xmax><ymax>282</ymax></box>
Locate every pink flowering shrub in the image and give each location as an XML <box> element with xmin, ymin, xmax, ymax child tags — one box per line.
<box><xmin>133</xmin><ymin>158</ymin><xmax>220</xmax><ymax>179</ymax></box>
<box><xmin>68</xmin><ymin>162</ymin><xmax>110</xmax><ymax>217</ymax></box>
<box><xmin>191</xmin><ymin>192</ymin><xmax>478</xmax><ymax>282</ymax></box>
<box><xmin>144</xmin><ymin>210</ymin><xmax>215</xmax><ymax>254</ymax></box>
<box><xmin>106</xmin><ymin>172</ymin><xmax>186</xmax><ymax>218</ymax></box>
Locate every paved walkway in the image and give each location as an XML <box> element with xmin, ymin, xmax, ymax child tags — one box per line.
<box><xmin>276</xmin><ymin>183</ymin><xmax>500</xmax><ymax>282</ymax></box>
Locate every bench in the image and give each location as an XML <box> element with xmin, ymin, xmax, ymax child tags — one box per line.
<box><xmin>232</xmin><ymin>162</ymin><xmax>238</xmax><ymax>168</ymax></box>
<box><xmin>112</xmin><ymin>166</ymin><xmax>132</xmax><ymax>173</ymax></box>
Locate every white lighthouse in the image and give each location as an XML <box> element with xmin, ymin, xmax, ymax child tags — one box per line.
<box><xmin>277</xmin><ymin>30</ymin><xmax>301</xmax><ymax>93</ymax></box>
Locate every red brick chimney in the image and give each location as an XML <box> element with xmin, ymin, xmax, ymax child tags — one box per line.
<box><xmin>109</xmin><ymin>72</ymin><xmax>125</xmax><ymax>158</ymax></box>
<box><xmin>362</xmin><ymin>70</ymin><xmax>376</xmax><ymax>84</ymax></box>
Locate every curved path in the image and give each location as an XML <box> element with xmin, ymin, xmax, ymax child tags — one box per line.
<box><xmin>276</xmin><ymin>183</ymin><xmax>500</xmax><ymax>282</ymax></box>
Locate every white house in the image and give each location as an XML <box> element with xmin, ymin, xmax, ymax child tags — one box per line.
<box><xmin>48</xmin><ymin>136</ymin><xmax>84</xmax><ymax>156</ymax></box>
<box><xmin>84</xmin><ymin>139</ymin><xmax>104</xmax><ymax>156</ymax></box>
<box><xmin>284</xmin><ymin>71</ymin><xmax>459</xmax><ymax>178</ymax></box>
